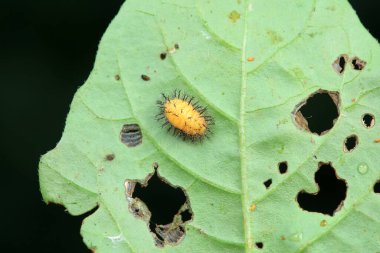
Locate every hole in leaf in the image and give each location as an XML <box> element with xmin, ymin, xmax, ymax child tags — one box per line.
<box><xmin>332</xmin><ymin>54</ymin><xmax>348</xmax><ymax>74</ymax></box>
<box><xmin>297</xmin><ymin>162</ymin><xmax>347</xmax><ymax>216</ymax></box>
<box><xmin>343</xmin><ymin>134</ymin><xmax>359</xmax><ymax>152</ymax></box>
<box><xmin>132</xmin><ymin>172</ymin><xmax>186</xmax><ymax>225</ymax></box>
<box><xmin>255</xmin><ymin>242</ymin><xmax>264</xmax><ymax>249</ymax></box>
<box><xmin>263</xmin><ymin>179</ymin><xmax>272</xmax><ymax>189</ymax></box>
<box><xmin>350</xmin><ymin>56</ymin><xmax>366</xmax><ymax>70</ymax></box>
<box><xmin>120</xmin><ymin>124</ymin><xmax>142</xmax><ymax>147</ymax></box>
<box><xmin>278</xmin><ymin>161</ymin><xmax>288</xmax><ymax>174</ymax></box>
<box><xmin>374</xmin><ymin>181</ymin><xmax>380</xmax><ymax>194</ymax></box>
<box><xmin>180</xmin><ymin>209</ymin><xmax>192</xmax><ymax>222</ymax></box>
<box><xmin>125</xmin><ymin>163</ymin><xmax>193</xmax><ymax>247</ymax></box>
<box><xmin>292</xmin><ymin>89</ymin><xmax>340</xmax><ymax>135</ymax></box>
<box><xmin>362</xmin><ymin>113</ymin><xmax>375</xmax><ymax>128</ymax></box>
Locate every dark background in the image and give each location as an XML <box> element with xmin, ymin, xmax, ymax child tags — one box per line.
<box><xmin>0</xmin><ymin>1</ymin><xmax>379</xmax><ymax>252</ymax></box>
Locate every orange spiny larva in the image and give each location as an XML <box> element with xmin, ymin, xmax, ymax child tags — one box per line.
<box><xmin>156</xmin><ymin>90</ymin><xmax>214</xmax><ymax>141</ymax></box>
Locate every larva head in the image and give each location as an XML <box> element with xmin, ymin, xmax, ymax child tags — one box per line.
<box><xmin>157</xmin><ymin>91</ymin><xmax>213</xmax><ymax>141</ymax></box>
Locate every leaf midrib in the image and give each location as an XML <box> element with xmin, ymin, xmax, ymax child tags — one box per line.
<box><xmin>239</xmin><ymin>2</ymin><xmax>251</xmax><ymax>252</ymax></box>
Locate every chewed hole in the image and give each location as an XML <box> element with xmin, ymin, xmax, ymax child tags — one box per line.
<box><xmin>343</xmin><ymin>134</ymin><xmax>358</xmax><ymax>152</ymax></box>
<box><xmin>297</xmin><ymin>162</ymin><xmax>347</xmax><ymax>216</ymax></box>
<box><xmin>263</xmin><ymin>179</ymin><xmax>272</xmax><ymax>189</ymax></box>
<box><xmin>132</xmin><ymin>171</ymin><xmax>186</xmax><ymax>225</ymax></box>
<box><xmin>120</xmin><ymin>124</ymin><xmax>142</xmax><ymax>147</ymax></box>
<box><xmin>292</xmin><ymin>89</ymin><xmax>340</xmax><ymax>135</ymax></box>
<box><xmin>350</xmin><ymin>56</ymin><xmax>366</xmax><ymax>70</ymax></box>
<box><xmin>180</xmin><ymin>209</ymin><xmax>192</xmax><ymax>222</ymax></box>
<box><xmin>278</xmin><ymin>161</ymin><xmax>288</xmax><ymax>174</ymax></box>
<box><xmin>374</xmin><ymin>180</ymin><xmax>380</xmax><ymax>194</ymax></box>
<box><xmin>362</xmin><ymin>113</ymin><xmax>375</xmax><ymax>128</ymax></box>
<box><xmin>332</xmin><ymin>54</ymin><xmax>348</xmax><ymax>74</ymax></box>
<box><xmin>125</xmin><ymin>164</ymin><xmax>193</xmax><ymax>247</ymax></box>
<box><xmin>255</xmin><ymin>242</ymin><xmax>264</xmax><ymax>249</ymax></box>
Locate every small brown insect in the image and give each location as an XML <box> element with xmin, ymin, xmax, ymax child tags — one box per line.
<box><xmin>141</xmin><ymin>74</ymin><xmax>150</xmax><ymax>81</ymax></box>
<box><xmin>174</xmin><ymin>43</ymin><xmax>179</xmax><ymax>49</ymax></box>
<box><xmin>374</xmin><ymin>138</ymin><xmax>380</xmax><ymax>143</ymax></box>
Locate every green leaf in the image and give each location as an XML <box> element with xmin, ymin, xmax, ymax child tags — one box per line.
<box><xmin>39</xmin><ymin>0</ymin><xmax>380</xmax><ymax>252</ymax></box>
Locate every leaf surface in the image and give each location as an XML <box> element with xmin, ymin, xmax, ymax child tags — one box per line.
<box><xmin>39</xmin><ymin>0</ymin><xmax>380</xmax><ymax>252</ymax></box>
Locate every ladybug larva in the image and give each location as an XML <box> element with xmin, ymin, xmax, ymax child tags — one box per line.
<box><xmin>156</xmin><ymin>90</ymin><xmax>214</xmax><ymax>141</ymax></box>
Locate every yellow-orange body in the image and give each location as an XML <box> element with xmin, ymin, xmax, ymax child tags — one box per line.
<box><xmin>164</xmin><ymin>98</ymin><xmax>207</xmax><ymax>136</ymax></box>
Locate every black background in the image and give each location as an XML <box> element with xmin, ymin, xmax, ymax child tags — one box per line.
<box><xmin>0</xmin><ymin>1</ymin><xmax>379</xmax><ymax>252</ymax></box>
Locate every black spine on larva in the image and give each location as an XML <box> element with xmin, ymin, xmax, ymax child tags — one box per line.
<box><xmin>199</xmin><ymin>107</ymin><xmax>207</xmax><ymax>114</ymax></box>
<box><xmin>161</xmin><ymin>93</ymin><xmax>169</xmax><ymax>101</ymax></box>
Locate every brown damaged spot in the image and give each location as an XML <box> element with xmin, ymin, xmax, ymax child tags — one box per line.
<box><xmin>292</xmin><ymin>89</ymin><xmax>340</xmax><ymax>135</ymax></box>
<box><xmin>160</xmin><ymin>52</ymin><xmax>167</xmax><ymax>60</ymax></box>
<box><xmin>105</xmin><ymin>153</ymin><xmax>115</xmax><ymax>161</ymax></box>
<box><xmin>141</xmin><ymin>74</ymin><xmax>151</xmax><ymax>81</ymax></box>
<box><xmin>167</xmin><ymin>43</ymin><xmax>179</xmax><ymax>54</ymax></box>
<box><xmin>350</xmin><ymin>56</ymin><xmax>366</xmax><ymax>70</ymax></box>
<box><xmin>228</xmin><ymin>10</ymin><xmax>240</xmax><ymax>23</ymax></box>
<box><xmin>267</xmin><ymin>30</ymin><xmax>283</xmax><ymax>44</ymax></box>
<box><xmin>320</xmin><ymin>219</ymin><xmax>327</xmax><ymax>227</ymax></box>
<box><xmin>124</xmin><ymin>163</ymin><xmax>193</xmax><ymax>247</ymax></box>
<box><xmin>296</xmin><ymin>162</ymin><xmax>347</xmax><ymax>216</ymax></box>
<box><xmin>332</xmin><ymin>54</ymin><xmax>349</xmax><ymax>74</ymax></box>
<box><xmin>249</xmin><ymin>203</ymin><xmax>257</xmax><ymax>212</ymax></box>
